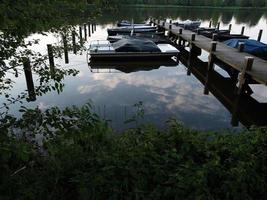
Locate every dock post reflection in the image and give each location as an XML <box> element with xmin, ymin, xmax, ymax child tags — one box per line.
<box><xmin>47</xmin><ymin>44</ymin><xmax>55</xmax><ymax>75</ymax></box>
<box><xmin>178</xmin><ymin>47</ymin><xmax>267</xmax><ymax>128</ymax></box>
<box><xmin>84</xmin><ymin>23</ymin><xmax>87</xmax><ymax>41</ymax></box>
<box><xmin>209</xmin><ymin>21</ymin><xmax>212</xmax><ymax>28</ymax></box>
<box><xmin>79</xmin><ymin>26</ymin><xmax>83</xmax><ymax>45</ymax></box>
<box><xmin>23</xmin><ymin>58</ymin><xmax>36</xmax><ymax>102</ymax></box>
<box><xmin>91</xmin><ymin>23</ymin><xmax>94</xmax><ymax>34</ymax></box>
<box><xmin>62</xmin><ymin>34</ymin><xmax>69</xmax><ymax>64</ymax></box>
<box><xmin>88</xmin><ymin>22</ymin><xmax>91</xmax><ymax>37</ymax></box>
<box><xmin>72</xmin><ymin>30</ymin><xmax>77</xmax><ymax>54</ymax></box>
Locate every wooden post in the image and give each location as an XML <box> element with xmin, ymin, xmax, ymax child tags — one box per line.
<box><xmin>62</xmin><ymin>34</ymin><xmax>69</xmax><ymax>64</ymax></box>
<box><xmin>168</xmin><ymin>24</ymin><xmax>172</xmax><ymax>37</ymax></box>
<box><xmin>257</xmin><ymin>29</ymin><xmax>263</xmax><ymax>42</ymax></box>
<box><xmin>217</xmin><ymin>22</ymin><xmax>220</xmax><ymax>30</ymax></box>
<box><xmin>228</xmin><ymin>24</ymin><xmax>232</xmax><ymax>31</ymax></box>
<box><xmin>84</xmin><ymin>23</ymin><xmax>87</xmax><ymax>41</ymax></box>
<box><xmin>204</xmin><ymin>42</ymin><xmax>217</xmax><ymax>95</ymax></box>
<box><xmin>209</xmin><ymin>21</ymin><xmax>212</xmax><ymax>28</ymax></box>
<box><xmin>23</xmin><ymin>58</ymin><xmax>36</xmax><ymax>101</ymax></box>
<box><xmin>169</xmin><ymin>19</ymin><xmax>172</xmax><ymax>24</ymax></box>
<box><xmin>210</xmin><ymin>42</ymin><xmax>217</xmax><ymax>52</ymax></box>
<box><xmin>72</xmin><ymin>31</ymin><xmax>77</xmax><ymax>54</ymax></box>
<box><xmin>241</xmin><ymin>26</ymin><xmax>245</xmax><ymax>35</ymax></box>
<box><xmin>94</xmin><ymin>23</ymin><xmax>96</xmax><ymax>31</ymax></box>
<box><xmin>79</xmin><ymin>26</ymin><xmax>83</xmax><ymax>45</ymax></box>
<box><xmin>162</xmin><ymin>21</ymin><xmax>165</xmax><ymax>27</ymax></box>
<box><xmin>236</xmin><ymin>57</ymin><xmax>254</xmax><ymax>95</ymax></box>
<box><xmin>188</xmin><ymin>42</ymin><xmax>195</xmax><ymax>69</ymax></box>
<box><xmin>212</xmin><ymin>33</ymin><xmax>218</xmax><ymax>41</ymax></box>
<box><xmin>88</xmin><ymin>22</ymin><xmax>91</xmax><ymax>37</ymax></box>
<box><xmin>238</xmin><ymin>42</ymin><xmax>245</xmax><ymax>52</ymax></box>
<box><xmin>47</xmin><ymin>44</ymin><xmax>55</xmax><ymax>74</ymax></box>
<box><xmin>178</xmin><ymin>28</ymin><xmax>183</xmax><ymax>46</ymax></box>
<box><xmin>187</xmin><ymin>69</ymin><xmax>191</xmax><ymax>76</ymax></box>
<box><xmin>191</xmin><ymin>34</ymin><xmax>196</xmax><ymax>41</ymax></box>
<box><xmin>197</xmin><ymin>28</ymin><xmax>201</xmax><ymax>35</ymax></box>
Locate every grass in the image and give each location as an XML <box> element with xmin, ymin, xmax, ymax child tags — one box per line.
<box><xmin>0</xmin><ymin>104</ymin><xmax>267</xmax><ymax>199</ymax></box>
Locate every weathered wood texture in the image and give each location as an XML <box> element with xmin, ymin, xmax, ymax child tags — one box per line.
<box><xmin>156</xmin><ymin>21</ymin><xmax>267</xmax><ymax>85</ymax></box>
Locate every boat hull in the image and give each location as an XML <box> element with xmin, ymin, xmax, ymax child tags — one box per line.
<box><xmin>89</xmin><ymin>52</ymin><xmax>179</xmax><ymax>61</ymax></box>
<box><xmin>107</xmin><ymin>27</ymin><xmax>157</xmax><ymax>36</ymax></box>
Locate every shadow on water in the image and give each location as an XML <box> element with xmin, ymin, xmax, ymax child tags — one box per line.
<box><xmin>1</xmin><ymin>5</ymin><xmax>267</xmax><ymax>130</ymax></box>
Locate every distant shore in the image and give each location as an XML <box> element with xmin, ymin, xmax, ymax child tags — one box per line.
<box><xmin>121</xmin><ymin>4</ymin><xmax>267</xmax><ymax>10</ymax></box>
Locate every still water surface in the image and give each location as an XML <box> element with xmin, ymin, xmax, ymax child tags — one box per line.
<box><xmin>2</xmin><ymin>7</ymin><xmax>267</xmax><ymax>130</ymax></box>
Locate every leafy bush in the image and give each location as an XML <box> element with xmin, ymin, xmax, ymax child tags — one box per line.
<box><xmin>0</xmin><ymin>105</ymin><xmax>266</xmax><ymax>199</ymax></box>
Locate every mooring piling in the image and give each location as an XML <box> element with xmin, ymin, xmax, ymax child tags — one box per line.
<box><xmin>238</xmin><ymin>42</ymin><xmax>245</xmax><ymax>52</ymax></box>
<box><xmin>204</xmin><ymin>42</ymin><xmax>217</xmax><ymax>95</ymax></box>
<box><xmin>258</xmin><ymin>29</ymin><xmax>263</xmax><ymax>42</ymax></box>
<box><xmin>216</xmin><ymin>22</ymin><xmax>220</xmax><ymax>30</ymax></box>
<box><xmin>241</xmin><ymin>26</ymin><xmax>245</xmax><ymax>35</ymax></box>
<box><xmin>228</xmin><ymin>24</ymin><xmax>232</xmax><ymax>32</ymax></box>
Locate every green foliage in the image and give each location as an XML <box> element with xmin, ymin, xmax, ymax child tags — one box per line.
<box><xmin>0</xmin><ymin>105</ymin><xmax>267</xmax><ymax>199</ymax></box>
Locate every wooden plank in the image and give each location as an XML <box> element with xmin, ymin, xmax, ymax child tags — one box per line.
<box><xmin>156</xmin><ymin>21</ymin><xmax>267</xmax><ymax>85</ymax></box>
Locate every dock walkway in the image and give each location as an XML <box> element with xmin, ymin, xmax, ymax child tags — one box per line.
<box><xmin>154</xmin><ymin>20</ymin><xmax>267</xmax><ymax>85</ymax></box>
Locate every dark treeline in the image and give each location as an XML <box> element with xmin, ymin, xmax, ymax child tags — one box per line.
<box><xmin>121</xmin><ymin>0</ymin><xmax>267</xmax><ymax>7</ymax></box>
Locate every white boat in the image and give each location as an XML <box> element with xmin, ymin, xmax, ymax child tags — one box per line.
<box><xmin>107</xmin><ymin>26</ymin><xmax>157</xmax><ymax>36</ymax></box>
<box><xmin>174</xmin><ymin>20</ymin><xmax>201</xmax><ymax>30</ymax></box>
<box><xmin>117</xmin><ymin>20</ymin><xmax>150</xmax><ymax>27</ymax></box>
<box><xmin>87</xmin><ymin>39</ymin><xmax>179</xmax><ymax>61</ymax></box>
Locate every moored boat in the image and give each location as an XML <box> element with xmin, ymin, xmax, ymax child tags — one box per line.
<box><xmin>224</xmin><ymin>39</ymin><xmax>267</xmax><ymax>60</ymax></box>
<box><xmin>173</xmin><ymin>20</ymin><xmax>201</xmax><ymax>30</ymax></box>
<box><xmin>107</xmin><ymin>34</ymin><xmax>171</xmax><ymax>44</ymax></box>
<box><xmin>87</xmin><ymin>38</ymin><xmax>179</xmax><ymax>61</ymax></box>
<box><xmin>107</xmin><ymin>26</ymin><xmax>157</xmax><ymax>36</ymax></box>
<box><xmin>117</xmin><ymin>20</ymin><xmax>150</xmax><ymax>27</ymax></box>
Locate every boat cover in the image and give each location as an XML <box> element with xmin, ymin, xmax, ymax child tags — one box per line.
<box><xmin>112</xmin><ymin>38</ymin><xmax>161</xmax><ymax>52</ymax></box>
<box><xmin>224</xmin><ymin>39</ymin><xmax>267</xmax><ymax>55</ymax></box>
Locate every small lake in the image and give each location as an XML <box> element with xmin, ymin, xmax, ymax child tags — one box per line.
<box><xmin>1</xmin><ymin>7</ymin><xmax>267</xmax><ymax>131</ymax></box>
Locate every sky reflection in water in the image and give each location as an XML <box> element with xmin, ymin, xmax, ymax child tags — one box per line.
<box><xmin>2</xmin><ymin>8</ymin><xmax>267</xmax><ymax>130</ymax></box>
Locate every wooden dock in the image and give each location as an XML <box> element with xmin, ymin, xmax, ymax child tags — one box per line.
<box><xmin>179</xmin><ymin>48</ymin><xmax>267</xmax><ymax>127</ymax></box>
<box><xmin>154</xmin><ymin>20</ymin><xmax>267</xmax><ymax>87</ymax></box>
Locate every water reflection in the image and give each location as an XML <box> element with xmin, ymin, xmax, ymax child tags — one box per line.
<box><xmin>1</xmin><ymin>7</ymin><xmax>267</xmax><ymax>130</ymax></box>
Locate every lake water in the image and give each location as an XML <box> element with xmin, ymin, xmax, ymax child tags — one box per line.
<box><xmin>1</xmin><ymin>7</ymin><xmax>267</xmax><ymax>131</ymax></box>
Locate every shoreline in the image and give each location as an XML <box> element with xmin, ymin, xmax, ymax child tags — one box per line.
<box><xmin>120</xmin><ymin>4</ymin><xmax>267</xmax><ymax>10</ymax></box>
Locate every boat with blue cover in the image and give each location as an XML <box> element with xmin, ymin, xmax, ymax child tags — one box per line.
<box><xmin>224</xmin><ymin>39</ymin><xmax>267</xmax><ymax>60</ymax></box>
<box><xmin>87</xmin><ymin>38</ymin><xmax>179</xmax><ymax>61</ymax></box>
